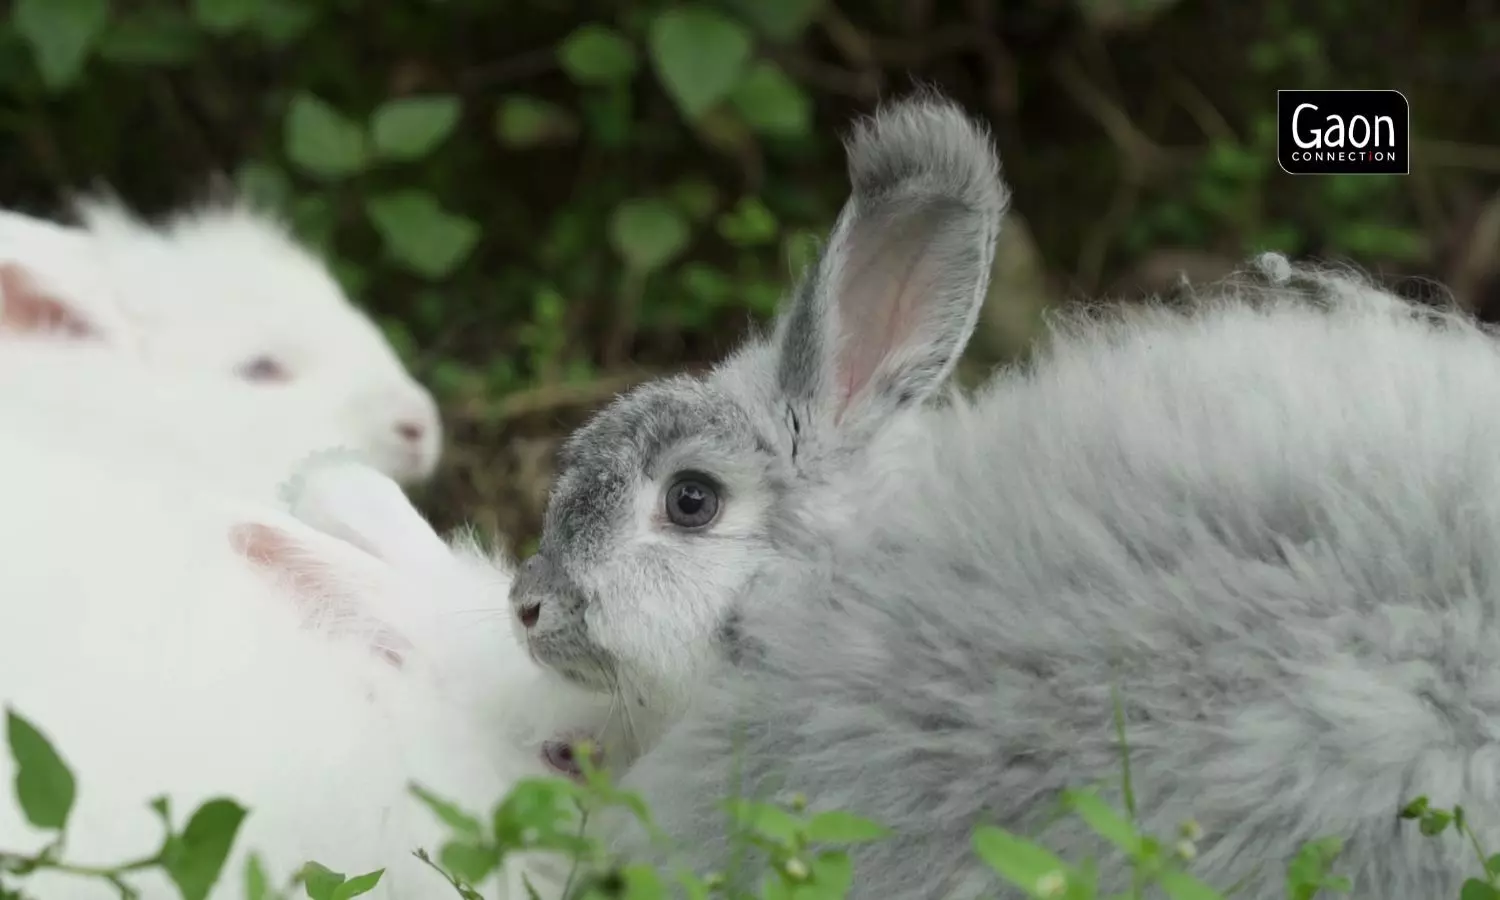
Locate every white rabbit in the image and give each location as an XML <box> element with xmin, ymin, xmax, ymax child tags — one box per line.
<box><xmin>512</xmin><ymin>93</ymin><xmax>1500</xmax><ymax>898</ymax></box>
<box><xmin>0</xmin><ymin>193</ymin><xmax>441</xmax><ymax>485</ymax></box>
<box><xmin>0</xmin><ymin>442</ymin><xmax>611</xmax><ymax>899</ymax></box>
<box><xmin>0</xmin><ymin>339</ymin><xmax>370</xmax><ymax>503</ymax></box>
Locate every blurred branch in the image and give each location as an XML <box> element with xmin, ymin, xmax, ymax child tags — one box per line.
<box><xmin>1417</xmin><ymin>139</ymin><xmax>1500</xmax><ymax>173</ymax></box>
<box><xmin>1165</xmin><ymin>71</ymin><xmax>1237</xmax><ymax>145</ymax></box>
<box><xmin>455</xmin><ymin>370</ymin><xmax>659</xmax><ymax>425</ymax></box>
<box><xmin>820</xmin><ymin>13</ymin><xmax>985</xmax><ymax>65</ymax></box>
<box><xmin>762</xmin><ymin>49</ymin><xmax>880</xmax><ymax>99</ymax></box>
<box><xmin>1052</xmin><ymin>52</ymin><xmax>1178</xmax><ymax>291</ymax></box>
<box><xmin>458</xmin><ymin>47</ymin><xmax>559</xmax><ymax>91</ymax></box>
<box><xmin>1052</xmin><ymin>54</ymin><xmax>1167</xmax><ymax>179</ymax></box>
<box><xmin>962</xmin><ymin>0</ymin><xmax>1019</xmax><ymax>115</ymax></box>
<box><xmin>1449</xmin><ymin>190</ymin><xmax>1500</xmax><ymax>312</ymax></box>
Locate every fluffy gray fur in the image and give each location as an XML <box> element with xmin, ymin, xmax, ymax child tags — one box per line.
<box><xmin>614</xmin><ymin>258</ymin><xmax>1500</xmax><ymax>898</ymax></box>
<box><xmin>521</xmin><ymin>92</ymin><xmax>1500</xmax><ymax>898</ymax></box>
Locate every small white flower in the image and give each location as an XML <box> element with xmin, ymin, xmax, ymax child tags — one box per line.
<box><xmin>783</xmin><ymin>858</ymin><xmax>810</xmax><ymax>881</ymax></box>
<box><xmin>1175</xmin><ymin>839</ymin><xmax>1198</xmax><ymax>861</ymax></box>
<box><xmin>1035</xmin><ymin>870</ymin><xmax>1067</xmax><ymax>898</ymax></box>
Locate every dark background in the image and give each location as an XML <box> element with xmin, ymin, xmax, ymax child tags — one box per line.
<box><xmin>3</xmin><ymin>0</ymin><xmax>1497</xmax><ymax>550</ymax></box>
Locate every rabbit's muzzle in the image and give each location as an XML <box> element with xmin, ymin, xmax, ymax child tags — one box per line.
<box><xmin>510</xmin><ymin>553</ymin><xmax>606</xmax><ymax>683</ymax></box>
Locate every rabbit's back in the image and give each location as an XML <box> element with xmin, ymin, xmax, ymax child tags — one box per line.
<box><xmin>623</xmin><ymin>279</ymin><xmax>1500</xmax><ymax>899</ymax></box>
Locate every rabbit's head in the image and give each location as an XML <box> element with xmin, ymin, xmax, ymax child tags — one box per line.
<box><xmin>511</xmin><ymin>94</ymin><xmax>1010</xmax><ymax>720</ymax></box>
<box><xmin>0</xmin><ymin>196</ymin><xmax>443</xmax><ymax>483</ymax></box>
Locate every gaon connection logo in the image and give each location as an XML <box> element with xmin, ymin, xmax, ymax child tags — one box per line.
<box><xmin>1277</xmin><ymin>90</ymin><xmax>1409</xmax><ymax>175</ymax></box>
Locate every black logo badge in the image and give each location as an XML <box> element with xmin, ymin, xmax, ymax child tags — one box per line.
<box><xmin>1277</xmin><ymin>90</ymin><xmax>1409</xmax><ymax>175</ymax></box>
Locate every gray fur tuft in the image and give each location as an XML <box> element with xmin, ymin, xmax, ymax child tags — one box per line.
<box><xmin>843</xmin><ymin>92</ymin><xmax>1010</xmax><ymax>219</ymax></box>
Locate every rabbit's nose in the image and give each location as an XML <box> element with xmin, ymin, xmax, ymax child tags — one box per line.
<box><xmin>519</xmin><ymin>602</ymin><xmax>541</xmax><ymax>628</ymax></box>
<box><xmin>513</xmin><ymin>556</ymin><xmax>549</xmax><ymax>629</ymax></box>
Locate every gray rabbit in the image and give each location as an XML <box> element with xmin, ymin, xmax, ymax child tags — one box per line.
<box><xmin>512</xmin><ymin>93</ymin><xmax>1500</xmax><ymax>898</ymax></box>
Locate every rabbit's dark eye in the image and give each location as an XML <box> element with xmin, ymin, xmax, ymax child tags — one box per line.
<box><xmin>237</xmin><ymin>355</ymin><xmax>290</xmax><ymax>384</ymax></box>
<box><xmin>665</xmin><ymin>475</ymin><xmax>720</xmax><ymax>529</ymax></box>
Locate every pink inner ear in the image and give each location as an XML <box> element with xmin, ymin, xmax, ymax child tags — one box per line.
<box><xmin>0</xmin><ymin>263</ymin><xmax>100</xmax><ymax>340</ymax></box>
<box><xmin>831</xmin><ymin>214</ymin><xmax>944</xmax><ymax>415</ymax></box>
<box><xmin>229</xmin><ymin>522</ymin><xmax>411</xmax><ymax>671</ymax></box>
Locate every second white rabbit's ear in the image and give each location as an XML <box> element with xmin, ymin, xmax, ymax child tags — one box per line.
<box><xmin>280</xmin><ymin>454</ymin><xmax>450</xmax><ymax>566</ymax></box>
<box><xmin>0</xmin><ymin>263</ymin><xmax>104</xmax><ymax>340</ymax></box>
<box><xmin>229</xmin><ymin>518</ymin><xmax>412</xmax><ymax>667</ymax></box>
<box><xmin>774</xmin><ymin>95</ymin><xmax>1008</xmax><ymax>436</ymax></box>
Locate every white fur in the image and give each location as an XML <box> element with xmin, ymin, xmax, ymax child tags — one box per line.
<box><xmin>0</xmin><ymin>196</ymin><xmax>441</xmax><ymax>485</ymax></box>
<box><xmin>0</xmin><ymin>342</ymin><xmax>363</xmax><ymax>502</ymax></box>
<box><xmin>0</xmin><ymin>445</ymin><xmax>608</xmax><ymax>899</ymax></box>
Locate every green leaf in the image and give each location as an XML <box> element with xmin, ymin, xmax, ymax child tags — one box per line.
<box><xmin>298</xmin><ymin>863</ymin><xmax>345</xmax><ymax>900</ymax></box>
<box><xmin>971</xmin><ymin>826</ymin><xmax>1070</xmax><ymax>896</ymax></box>
<box><xmin>494</xmin><ymin>95</ymin><xmax>578</xmax><ymax>148</ymax></box>
<box><xmin>490</xmin><ymin>775</ymin><xmax>583</xmax><ymax>848</ymax></box>
<box><xmin>364</xmin><ymin>190</ymin><xmax>480</xmax><ymax>279</ymax></box>
<box><xmin>803</xmin><ymin>811</ymin><xmax>892</xmax><ymax>845</ymax></box>
<box><xmin>760</xmin><ymin>871</ymin><xmax>791</xmax><ymax>900</ymax></box>
<box><xmin>1285</xmin><ymin>836</ymin><xmax>1348</xmax><ymax>900</ymax></box>
<box><xmin>648</xmin><ymin>6</ymin><xmax>753</xmax><ymax>119</ymax></box>
<box><xmin>284</xmin><ymin>93</ymin><xmax>369</xmax><ymax>180</ymax></box>
<box><xmin>609</xmin><ymin>198</ymin><xmax>690</xmax><ymax>273</ymax></box>
<box><xmin>6</xmin><ymin>708</ymin><xmax>76</xmax><ymax>831</ymax></box>
<box><xmin>1157</xmin><ymin>870</ymin><xmax>1224</xmax><ymax>900</ymax></box>
<box><xmin>14</xmin><ymin>0</ymin><xmax>110</xmax><ymax>91</ymax></box>
<box><xmin>1419</xmin><ymin>809</ymin><xmax>1453</xmax><ymax>836</ymax></box>
<box><xmin>724</xmin><ymin>0</ymin><xmax>824</xmax><ymax>42</ymax></box>
<box><xmin>717</xmin><ymin>195</ymin><xmax>779</xmax><ymax>247</ymax></box>
<box><xmin>97</xmin><ymin>9</ymin><xmax>202</xmax><ymax>66</ymax></box>
<box><xmin>244</xmin><ymin>854</ymin><xmax>274</xmax><ymax>900</ymax></box>
<box><xmin>674</xmin><ymin>870</ymin><xmax>712</xmax><ymax>900</ymax></box>
<box><xmin>289</xmin><ymin>194</ymin><xmax>336</xmax><ymax>255</ymax></box>
<box><xmin>808</xmin><ymin>851</ymin><xmax>853</xmax><ymax>894</ymax></box>
<box><xmin>438</xmin><ymin>840</ymin><xmax>500</xmax><ymax>885</ymax></box>
<box><xmin>370</xmin><ymin>96</ymin><xmax>461</xmax><ymax>162</ymax></box>
<box><xmin>620</xmin><ymin>864</ymin><xmax>666</xmax><ymax>899</ymax></box>
<box><xmin>724</xmin><ymin>798</ymin><xmax>803</xmax><ymax>845</ymax></box>
<box><xmin>729</xmin><ymin>62</ymin><xmax>812</xmax><ymax>138</ymax></box>
<box><xmin>1486</xmin><ymin>854</ymin><xmax>1500</xmax><ymax>878</ymax></box>
<box><xmin>248</xmin><ymin>0</ymin><xmax>317</xmax><ymax>46</ymax></box>
<box><xmin>580</xmin><ymin>86</ymin><xmax>633</xmax><ymax>149</ymax></box>
<box><xmin>1061</xmin><ymin>789</ymin><xmax>1142</xmax><ymax>855</ymax></box>
<box><xmin>558</xmin><ymin>24</ymin><xmax>638</xmax><ymax>85</ymax></box>
<box><xmin>161</xmin><ymin>798</ymin><xmax>249</xmax><ymax>900</ymax></box>
<box><xmin>667</xmin><ymin>176</ymin><xmax>720</xmax><ymax>222</ymax></box>
<box><xmin>191</xmin><ymin>0</ymin><xmax>259</xmax><ymax>34</ymax></box>
<box><xmin>330</xmin><ymin>870</ymin><xmax>383</xmax><ymax>900</ymax></box>
<box><xmin>235</xmin><ymin>162</ymin><xmax>293</xmax><ymax>213</ymax></box>
<box><xmin>1462</xmin><ymin>880</ymin><xmax>1500</xmax><ymax>900</ymax></box>
<box><xmin>409</xmin><ymin>784</ymin><xmax>484</xmax><ymax>839</ymax></box>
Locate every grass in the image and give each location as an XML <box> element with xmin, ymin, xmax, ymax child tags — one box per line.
<box><xmin>3</xmin><ymin>700</ymin><xmax>1497</xmax><ymax>900</ymax></box>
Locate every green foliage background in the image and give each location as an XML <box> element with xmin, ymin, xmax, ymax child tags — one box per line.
<box><xmin>2</xmin><ymin>0</ymin><xmax>1497</xmax><ymax>544</ymax></box>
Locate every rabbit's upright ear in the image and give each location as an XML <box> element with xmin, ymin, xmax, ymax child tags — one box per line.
<box><xmin>774</xmin><ymin>94</ymin><xmax>1008</xmax><ymax>437</ymax></box>
<box><xmin>281</xmin><ymin>455</ymin><xmax>450</xmax><ymax>566</ymax></box>
<box><xmin>0</xmin><ymin>263</ymin><xmax>104</xmax><ymax>340</ymax></box>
